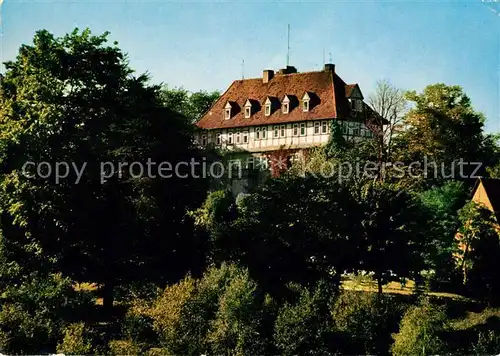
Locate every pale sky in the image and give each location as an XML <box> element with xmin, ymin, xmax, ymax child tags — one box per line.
<box><xmin>2</xmin><ymin>0</ymin><xmax>499</xmax><ymax>133</ymax></box>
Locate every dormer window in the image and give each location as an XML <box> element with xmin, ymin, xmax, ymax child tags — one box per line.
<box><xmin>264</xmin><ymin>97</ymin><xmax>272</xmax><ymax>116</ymax></box>
<box><xmin>354</xmin><ymin>100</ymin><xmax>363</xmax><ymax>112</ymax></box>
<box><xmin>224</xmin><ymin>101</ymin><xmax>233</xmax><ymax>120</ymax></box>
<box><xmin>302</xmin><ymin>92</ymin><xmax>311</xmax><ymax>112</ymax></box>
<box><xmin>346</xmin><ymin>84</ymin><xmax>364</xmax><ymax>113</ymax></box>
<box><xmin>350</xmin><ymin>99</ymin><xmax>363</xmax><ymax>112</ymax></box>
<box><xmin>244</xmin><ymin>99</ymin><xmax>253</xmax><ymax>118</ymax></box>
<box><xmin>282</xmin><ymin>95</ymin><xmax>290</xmax><ymax>114</ymax></box>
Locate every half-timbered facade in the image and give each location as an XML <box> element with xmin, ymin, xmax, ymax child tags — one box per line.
<box><xmin>195</xmin><ymin>63</ymin><xmax>378</xmax><ymax>156</ymax></box>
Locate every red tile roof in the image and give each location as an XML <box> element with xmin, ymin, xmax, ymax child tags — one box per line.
<box><xmin>345</xmin><ymin>84</ymin><xmax>359</xmax><ymax>98</ymax></box>
<box><xmin>474</xmin><ymin>178</ymin><xmax>500</xmax><ymax>223</ymax></box>
<box><xmin>196</xmin><ymin>68</ymin><xmax>365</xmax><ymax>130</ymax></box>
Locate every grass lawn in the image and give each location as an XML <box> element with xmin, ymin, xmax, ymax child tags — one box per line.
<box><xmin>341</xmin><ymin>275</ymin><xmax>472</xmax><ymax>301</ymax></box>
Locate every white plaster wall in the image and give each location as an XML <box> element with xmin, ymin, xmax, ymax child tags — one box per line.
<box><xmin>196</xmin><ymin>119</ymin><xmax>374</xmax><ymax>153</ymax></box>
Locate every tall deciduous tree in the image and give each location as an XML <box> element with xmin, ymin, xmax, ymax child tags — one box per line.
<box><xmin>0</xmin><ymin>28</ymin><xmax>207</xmax><ymax>308</ymax></box>
<box><xmin>393</xmin><ymin>84</ymin><xmax>497</xmax><ymax>182</ymax></box>
<box><xmin>160</xmin><ymin>86</ymin><xmax>220</xmax><ymax>123</ymax></box>
<box><xmin>419</xmin><ymin>181</ymin><xmax>468</xmax><ymax>281</ymax></box>
<box><xmin>193</xmin><ymin>175</ymin><xmax>359</xmax><ymax>297</ymax></box>
<box><xmin>368</xmin><ymin>79</ymin><xmax>408</xmax><ymax>160</ymax></box>
<box><xmin>455</xmin><ymin>201</ymin><xmax>500</xmax><ymax>301</ymax></box>
<box><xmin>356</xmin><ymin>181</ymin><xmax>426</xmax><ymax>294</ymax></box>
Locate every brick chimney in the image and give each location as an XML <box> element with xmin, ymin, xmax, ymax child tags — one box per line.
<box><xmin>263</xmin><ymin>69</ymin><xmax>274</xmax><ymax>83</ymax></box>
<box><xmin>278</xmin><ymin>66</ymin><xmax>298</xmax><ymax>75</ymax></box>
<box><xmin>324</xmin><ymin>63</ymin><xmax>335</xmax><ymax>73</ymax></box>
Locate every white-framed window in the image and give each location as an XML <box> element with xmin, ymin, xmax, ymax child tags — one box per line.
<box><xmin>273</xmin><ymin>125</ymin><xmax>279</xmax><ymax>138</ymax></box>
<box><xmin>302</xmin><ymin>92</ymin><xmax>311</xmax><ymax>112</ymax></box>
<box><xmin>280</xmin><ymin>125</ymin><xmax>286</xmax><ymax>137</ymax></box>
<box><xmin>300</xmin><ymin>123</ymin><xmax>306</xmax><ymax>136</ymax></box>
<box><xmin>224</xmin><ymin>108</ymin><xmax>231</xmax><ymax>120</ymax></box>
<box><xmin>292</xmin><ymin>124</ymin><xmax>299</xmax><ymax>136</ymax></box>
<box><xmin>244</xmin><ymin>99</ymin><xmax>253</xmax><ymax>118</ymax></box>
<box><xmin>236</xmin><ymin>131</ymin><xmax>241</xmax><ymax>143</ymax></box>
<box><xmin>228</xmin><ymin>131</ymin><xmax>233</xmax><ymax>144</ymax></box>
<box><xmin>261</xmin><ymin>126</ymin><xmax>267</xmax><ymax>139</ymax></box>
<box><xmin>255</xmin><ymin>127</ymin><xmax>260</xmax><ymax>140</ymax></box>
<box><xmin>216</xmin><ymin>132</ymin><xmax>221</xmax><ymax>145</ymax></box>
<box><xmin>201</xmin><ymin>134</ymin><xmax>207</xmax><ymax>146</ymax></box>
<box><xmin>303</xmin><ymin>100</ymin><xmax>309</xmax><ymax>112</ymax></box>
<box><xmin>282</xmin><ymin>102</ymin><xmax>289</xmax><ymax>114</ymax></box>
<box><xmin>265</xmin><ymin>104</ymin><xmax>271</xmax><ymax>116</ymax></box>
<box><xmin>243</xmin><ymin>131</ymin><xmax>248</xmax><ymax>143</ymax></box>
<box><xmin>321</xmin><ymin>121</ymin><xmax>328</xmax><ymax>134</ymax></box>
<box><xmin>314</xmin><ymin>122</ymin><xmax>320</xmax><ymax>134</ymax></box>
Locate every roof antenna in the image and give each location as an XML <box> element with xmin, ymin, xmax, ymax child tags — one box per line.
<box><xmin>329</xmin><ymin>52</ymin><xmax>332</xmax><ymax>63</ymax></box>
<box><xmin>322</xmin><ymin>46</ymin><xmax>325</xmax><ymax>65</ymax></box>
<box><xmin>241</xmin><ymin>59</ymin><xmax>244</xmax><ymax>80</ymax></box>
<box><xmin>286</xmin><ymin>24</ymin><xmax>290</xmax><ymax>67</ymax></box>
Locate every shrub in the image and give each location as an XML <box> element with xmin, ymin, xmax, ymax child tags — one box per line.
<box><xmin>108</xmin><ymin>339</ymin><xmax>142</xmax><ymax>355</ymax></box>
<box><xmin>391</xmin><ymin>298</ymin><xmax>448</xmax><ymax>356</ymax></box>
<box><xmin>56</xmin><ymin>322</ymin><xmax>93</xmax><ymax>354</ymax></box>
<box><xmin>274</xmin><ymin>280</ymin><xmax>336</xmax><ymax>355</ymax></box>
<box><xmin>140</xmin><ymin>263</ymin><xmax>273</xmax><ymax>355</ymax></box>
<box><xmin>206</xmin><ymin>266</ymin><xmax>273</xmax><ymax>355</ymax></box>
<box><xmin>472</xmin><ymin>330</ymin><xmax>500</xmax><ymax>355</ymax></box>
<box><xmin>0</xmin><ymin>272</ymin><xmax>93</xmax><ymax>354</ymax></box>
<box><xmin>114</xmin><ymin>282</ymin><xmax>161</xmax><ymax>303</ymax></box>
<box><xmin>145</xmin><ymin>347</ymin><xmax>171</xmax><ymax>356</ymax></box>
<box><xmin>331</xmin><ymin>291</ymin><xmax>405</xmax><ymax>355</ymax></box>
<box><xmin>148</xmin><ymin>274</ymin><xmax>206</xmax><ymax>354</ymax></box>
<box><xmin>122</xmin><ymin>298</ymin><xmax>156</xmax><ymax>345</ymax></box>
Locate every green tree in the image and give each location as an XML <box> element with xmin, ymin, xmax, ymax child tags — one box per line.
<box><xmin>160</xmin><ymin>86</ymin><xmax>220</xmax><ymax>123</ymax></box>
<box><xmin>189</xmin><ymin>90</ymin><xmax>221</xmax><ymax>122</ymax></box>
<box><xmin>115</xmin><ymin>263</ymin><xmax>275</xmax><ymax>355</ymax></box>
<box><xmin>0</xmin><ymin>235</ymin><xmax>93</xmax><ymax>354</ymax></box>
<box><xmin>486</xmin><ymin>162</ymin><xmax>500</xmax><ymax>179</ymax></box>
<box><xmin>0</xmin><ymin>28</ymin><xmax>207</xmax><ymax>309</ymax></box>
<box><xmin>394</xmin><ymin>84</ymin><xmax>497</xmax><ymax>183</ymax></box>
<box><xmin>220</xmin><ymin>175</ymin><xmax>359</xmax><ymax>297</ymax></box>
<box><xmin>274</xmin><ymin>280</ymin><xmax>336</xmax><ymax>355</ymax></box>
<box><xmin>356</xmin><ymin>181</ymin><xmax>426</xmax><ymax>294</ymax></box>
<box><xmin>56</xmin><ymin>323</ymin><xmax>94</xmax><ymax>355</ymax></box>
<box><xmin>188</xmin><ymin>189</ymin><xmax>238</xmax><ymax>264</ymax></box>
<box><xmin>331</xmin><ymin>290</ymin><xmax>405</xmax><ymax>355</ymax></box>
<box><xmin>391</xmin><ymin>298</ymin><xmax>448</xmax><ymax>356</ymax></box>
<box><xmin>456</xmin><ymin>201</ymin><xmax>500</xmax><ymax>301</ymax></box>
<box><xmin>419</xmin><ymin>181</ymin><xmax>468</xmax><ymax>282</ymax></box>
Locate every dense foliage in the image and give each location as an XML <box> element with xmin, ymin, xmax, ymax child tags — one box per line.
<box><xmin>0</xmin><ymin>28</ymin><xmax>208</xmax><ymax>309</ymax></box>
<box><xmin>0</xmin><ymin>28</ymin><xmax>499</xmax><ymax>354</ymax></box>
